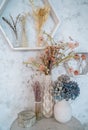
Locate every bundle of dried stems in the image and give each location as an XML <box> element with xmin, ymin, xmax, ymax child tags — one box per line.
<box><xmin>2</xmin><ymin>14</ymin><xmax>20</xmax><ymax>42</ymax></box>
<box><xmin>29</xmin><ymin>0</ymin><xmax>50</xmax><ymax>46</ymax></box>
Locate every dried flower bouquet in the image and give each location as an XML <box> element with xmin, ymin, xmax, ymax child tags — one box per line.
<box><xmin>24</xmin><ymin>33</ymin><xmax>79</xmax><ymax>75</ymax></box>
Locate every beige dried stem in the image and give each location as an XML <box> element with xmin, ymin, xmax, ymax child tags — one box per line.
<box><xmin>29</xmin><ymin>0</ymin><xmax>50</xmax><ymax>46</ymax></box>
<box><xmin>34</xmin><ymin>6</ymin><xmax>50</xmax><ymax>46</ymax></box>
<box><xmin>19</xmin><ymin>12</ymin><xmax>30</xmax><ymax>47</ymax></box>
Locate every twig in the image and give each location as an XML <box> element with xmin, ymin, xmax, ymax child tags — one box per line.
<box><xmin>2</xmin><ymin>14</ymin><xmax>20</xmax><ymax>39</ymax></box>
<box><xmin>2</xmin><ymin>17</ymin><xmax>14</xmax><ymax>32</ymax></box>
<box><xmin>9</xmin><ymin>15</ymin><xmax>15</xmax><ymax>28</ymax></box>
<box><xmin>43</xmin><ymin>31</ymin><xmax>57</xmax><ymax>45</ymax></box>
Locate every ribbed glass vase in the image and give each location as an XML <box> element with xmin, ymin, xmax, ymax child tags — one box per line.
<box><xmin>42</xmin><ymin>75</ymin><xmax>54</xmax><ymax>118</ymax></box>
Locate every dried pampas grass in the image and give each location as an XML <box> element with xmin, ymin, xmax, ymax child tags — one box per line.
<box><xmin>33</xmin><ymin>6</ymin><xmax>50</xmax><ymax>33</ymax></box>
<box><xmin>29</xmin><ymin>0</ymin><xmax>50</xmax><ymax>46</ymax></box>
<box><xmin>34</xmin><ymin>6</ymin><xmax>50</xmax><ymax>46</ymax></box>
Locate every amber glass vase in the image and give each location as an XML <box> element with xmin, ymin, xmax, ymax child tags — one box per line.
<box><xmin>35</xmin><ymin>102</ymin><xmax>42</xmax><ymax>120</ymax></box>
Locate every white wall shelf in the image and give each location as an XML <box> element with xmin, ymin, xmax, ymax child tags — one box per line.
<box><xmin>0</xmin><ymin>0</ymin><xmax>60</xmax><ymax>51</ymax></box>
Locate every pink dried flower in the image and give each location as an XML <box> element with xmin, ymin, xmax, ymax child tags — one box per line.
<box><xmin>68</xmin><ymin>42</ymin><xmax>79</xmax><ymax>49</ymax></box>
<box><xmin>68</xmin><ymin>67</ymin><xmax>74</xmax><ymax>73</ymax></box>
<box><xmin>28</xmin><ymin>57</ymin><xmax>35</xmax><ymax>62</ymax></box>
<box><xmin>68</xmin><ymin>43</ymin><xmax>75</xmax><ymax>49</ymax></box>
<box><xmin>81</xmin><ymin>54</ymin><xmax>86</xmax><ymax>60</ymax></box>
<box><xmin>39</xmin><ymin>64</ymin><xmax>45</xmax><ymax>71</ymax></box>
<box><xmin>74</xmin><ymin>70</ymin><xmax>79</xmax><ymax>75</ymax></box>
<box><xmin>74</xmin><ymin>54</ymin><xmax>80</xmax><ymax>60</ymax></box>
<box><xmin>74</xmin><ymin>42</ymin><xmax>79</xmax><ymax>47</ymax></box>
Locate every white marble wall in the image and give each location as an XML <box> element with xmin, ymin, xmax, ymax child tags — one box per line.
<box><xmin>0</xmin><ymin>0</ymin><xmax>88</xmax><ymax>130</ymax></box>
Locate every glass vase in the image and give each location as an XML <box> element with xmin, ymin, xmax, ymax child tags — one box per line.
<box><xmin>35</xmin><ymin>102</ymin><xmax>42</xmax><ymax>120</ymax></box>
<box><xmin>42</xmin><ymin>75</ymin><xmax>54</xmax><ymax>118</ymax></box>
<box><xmin>32</xmin><ymin>74</ymin><xmax>44</xmax><ymax>120</ymax></box>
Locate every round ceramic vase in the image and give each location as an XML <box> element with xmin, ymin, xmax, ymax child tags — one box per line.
<box><xmin>54</xmin><ymin>100</ymin><xmax>72</xmax><ymax>123</ymax></box>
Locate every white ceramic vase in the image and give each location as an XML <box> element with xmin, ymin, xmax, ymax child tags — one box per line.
<box><xmin>54</xmin><ymin>99</ymin><xmax>72</xmax><ymax>123</ymax></box>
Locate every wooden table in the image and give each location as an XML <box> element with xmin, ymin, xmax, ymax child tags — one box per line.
<box><xmin>10</xmin><ymin>117</ymin><xmax>84</xmax><ymax>130</ymax></box>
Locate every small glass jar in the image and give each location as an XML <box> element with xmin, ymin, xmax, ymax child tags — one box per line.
<box><xmin>35</xmin><ymin>102</ymin><xmax>43</xmax><ymax>120</ymax></box>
